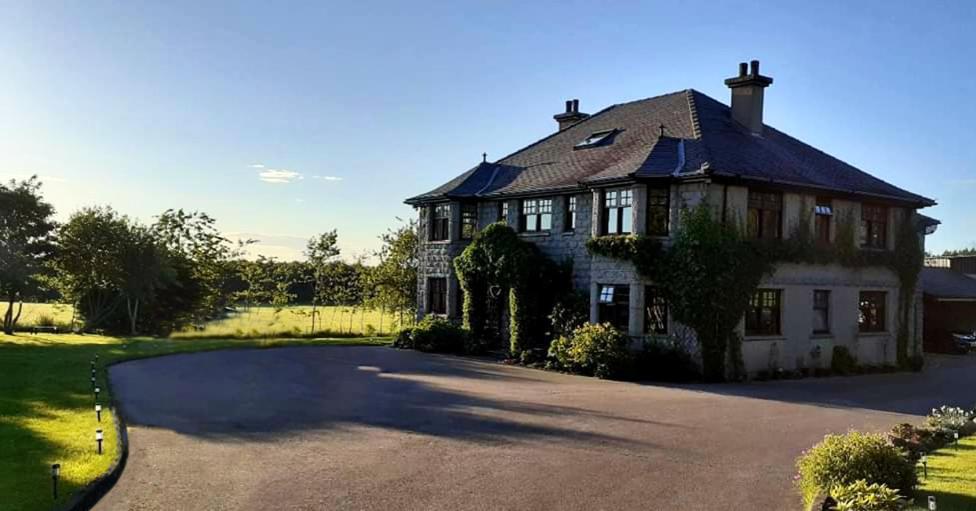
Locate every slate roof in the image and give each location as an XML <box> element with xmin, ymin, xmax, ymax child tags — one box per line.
<box><xmin>405</xmin><ymin>89</ymin><xmax>934</xmax><ymax>207</ymax></box>
<box><xmin>922</xmin><ymin>268</ymin><xmax>976</xmax><ymax>300</ymax></box>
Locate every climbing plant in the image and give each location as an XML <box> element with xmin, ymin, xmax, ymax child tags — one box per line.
<box><xmin>454</xmin><ymin>223</ymin><xmax>571</xmax><ymax>355</ymax></box>
<box><xmin>588</xmin><ymin>202</ymin><xmax>926</xmax><ymax>378</ymax></box>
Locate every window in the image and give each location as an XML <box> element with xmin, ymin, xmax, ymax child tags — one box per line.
<box><xmin>564</xmin><ymin>195</ymin><xmax>577</xmax><ymax>232</ymax></box>
<box><xmin>860</xmin><ymin>204</ymin><xmax>888</xmax><ymax>249</ymax></box>
<box><xmin>497</xmin><ymin>201</ymin><xmax>509</xmax><ymax>223</ymax></box>
<box><xmin>812</xmin><ymin>290</ymin><xmax>830</xmax><ymax>334</ymax></box>
<box><xmin>575</xmin><ymin>129</ymin><xmax>615</xmax><ymax>149</ymax></box>
<box><xmin>602</xmin><ymin>188</ymin><xmax>633</xmax><ymax>235</ymax></box>
<box><xmin>745</xmin><ymin>289</ymin><xmax>781</xmax><ymax>336</ymax></box>
<box><xmin>520</xmin><ymin>198</ymin><xmax>553</xmax><ymax>232</ymax></box>
<box><xmin>428</xmin><ymin>277</ymin><xmax>447</xmax><ymax>315</ymax></box>
<box><xmin>747</xmin><ymin>191</ymin><xmax>782</xmax><ymax>240</ymax></box>
<box><xmin>815</xmin><ymin>198</ymin><xmax>832</xmax><ymax>244</ymax></box>
<box><xmin>646</xmin><ymin>187</ymin><xmax>670</xmax><ymax>236</ymax></box>
<box><xmin>431</xmin><ymin>204</ymin><xmax>450</xmax><ymax>241</ymax></box>
<box><xmin>460</xmin><ymin>204</ymin><xmax>478</xmax><ymax>240</ymax></box>
<box><xmin>598</xmin><ymin>284</ymin><xmax>630</xmax><ymax>332</ymax></box>
<box><xmin>644</xmin><ymin>286</ymin><xmax>668</xmax><ymax>334</ymax></box>
<box><xmin>858</xmin><ymin>291</ymin><xmax>887</xmax><ymax>332</ymax></box>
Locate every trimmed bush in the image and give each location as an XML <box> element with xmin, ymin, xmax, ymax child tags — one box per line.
<box><xmin>828</xmin><ymin>480</ymin><xmax>905</xmax><ymax>511</ymax></box>
<box><xmin>795</xmin><ymin>431</ymin><xmax>916</xmax><ymax>511</ymax></box>
<box><xmin>547</xmin><ymin>323</ymin><xmax>630</xmax><ymax>379</ymax></box>
<box><xmin>629</xmin><ymin>336</ymin><xmax>701</xmax><ymax>382</ymax></box>
<box><xmin>831</xmin><ymin>346</ymin><xmax>858</xmax><ymax>375</ymax></box>
<box><xmin>394</xmin><ymin>316</ymin><xmax>467</xmax><ymax>353</ymax></box>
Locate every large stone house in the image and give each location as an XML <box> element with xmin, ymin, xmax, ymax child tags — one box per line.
<box><xmin>405</xmin><ymin>61</ymin><xmax>935</xmax><ymax>373</ymax></box>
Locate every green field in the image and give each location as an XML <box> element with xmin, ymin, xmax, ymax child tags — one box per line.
<box><xmin>11</xmin><ymin>303</ymin><xmax>409</xmax><ymax>338</ymax></box>
<box><xmin>172</xmin><ymin>305</ymin><xmax>405</xmax><ymax>338</ymax></box>
<box><xmin>0</xmin><ymin>333</ymin><xmax>392</xmax><ymax>511</ymax></box>
<box><xmin>911</xmin><ymin>435</ymin><xmax>976</xmax><ymax>510</ymax></box>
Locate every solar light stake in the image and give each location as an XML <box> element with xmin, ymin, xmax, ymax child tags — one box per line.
<box><xmin>51</xmin><ymin>463</ymin><xmax>60</xmax><ymax>500</ymax></box>
<box><xmin>90</xmin><ymin>376</ymin><xmax>96</xmax><ymax>388</ymax></box>
<box><xmin>921</xmin><ymin>455</ymin><xmax>928</xmax><ymax>479</ymax></box>
<box><xmin>95</xmin><ymin>403</ymin><xmax>102</xmax><ymax>422</ymax></box>
<box><xmin>93</xmin><ymin>387</ymin><xmax>100</xmax><ymax>404</ymax></box>
<box><xmin>95</xmin><ymin>429</ymin><xmax>104</xmax><ymax>454</ymax></box>
<box><xmin>954</xmin><ymin>431</ymin><xmax>959</xmax><ymax>447</ymax></box>
<box><xmin>929</xmin><ymin>495</ymin><xmax>937</xmax><ymax>510</ymax></box>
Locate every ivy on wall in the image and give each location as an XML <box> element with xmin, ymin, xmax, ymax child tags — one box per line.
<box><xmin>454</xmin><ymin>223</ymin><xmax>572</xmax><ymax>355</ymax></box>
<box><xmin>587</xmin><ymin>203</ymin><xmax>926</xmax><ymax>379</ymax></box>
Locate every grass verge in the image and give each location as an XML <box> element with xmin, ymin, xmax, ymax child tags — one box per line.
<box><xmin>911</xmin><ymin>435</ymin><xmax>976</xmax><ymax>511</ymax></box>
<box><xmin>0</xmin><ymin>332</ymin><xmax>391</xmax><ymax>511</ymax></box>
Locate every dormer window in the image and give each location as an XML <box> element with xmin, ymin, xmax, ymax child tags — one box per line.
<box><xmin>575</xmin><ymin>129</ymin><xmax>616</xmax><ymax>149</ymax></box>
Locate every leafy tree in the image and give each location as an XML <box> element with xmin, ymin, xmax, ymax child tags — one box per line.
<box><xmin>0</xmin><ymin>177</ymin><xmax>56</xmax><ymax>333</ymax></box>
<box><xmin>116</xmin><ymin>225</ymin><xmax>170</xmax><ymax>335</ymax></box>
<box><xmin>368</xmin><ymin>220</ymin><xmax>419</xmax><ymax>328</ymax></box>
<box><xmin>153</xmin><ymin>209</ymin><xmax>242</xmax><ymax>318</ymax></box>
<box><xmin>54</xmin><ymin>207</ymin><xmax>130</xmax><ymax>330</ymax></box>
<box><xmin>305</xmin><ymin>230</ymin><xmax>340</xmax><ymax>330</ymax></box>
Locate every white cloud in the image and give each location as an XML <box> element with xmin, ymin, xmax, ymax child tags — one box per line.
<box><xmin>258</xmin><ymin>169</ymin><xmax>303</xmax><ymax>184</ymax></box>
<box><xmin>249</xmin><ymin>163</ymin><xmax>266</xmax><ymax>169</ymax></box>
<box><xmin>312</xmin><ymin>175</ymin><xmax>343</xmax><ymax>181</ymax></box>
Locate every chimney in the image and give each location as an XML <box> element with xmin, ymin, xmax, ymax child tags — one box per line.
<box><xmin>724</xmin><ymin>60</ymin><xmax>773</xmax><ymax>135</ymax></box>
<box><xmin>553</xmin><ymin>98</ymin><xmax>589</xmax><ymax>131</ymax></box>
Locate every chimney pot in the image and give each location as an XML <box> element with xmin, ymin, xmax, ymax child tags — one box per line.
<box><xmin>739</xmin><ymin>62</ymin><xmax>748</xmax><ymax>77</ymax></box>
<box><xmin>750</xmin><ymin>60</ymin><xmax>759</xmax><ymax>75</ymax></box>
<box><xmin>572</xmin><ymin>99</ymin><xmax>579</xmax><ymax>112</ymax></box>
<box><xmin>565</xmin><ymin>100</ymin><xmax>572</xmax><ymax>113</ymax></box>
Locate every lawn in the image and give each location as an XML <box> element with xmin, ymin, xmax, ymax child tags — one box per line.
<box><xmin>911</xmin><ymin>435</ymin><xmax>976</xmax><ymax>511</ymax></box>
<box><xmin>0</xmin><ymin>332</ymin><xmax>392</xmax><ymax>511</ymax></box>
<box><xmin>12</xmin><ymin>303</ymin><xmax>407</xmax><ymax>338</ymax></box>
<box><xmin>172</xmin><ymin>305</ymin><xmax>404</xmax><ymax>338</ymax></box>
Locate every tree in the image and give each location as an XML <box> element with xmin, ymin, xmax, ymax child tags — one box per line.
<box><xmin>116</xmin><ymin>225</ymin><xmax>170</xmax><ymax>335</ymax></box>
<box><xmin>54</xmin><ymin>207</ymin><xmax>131</xmax><ymax>330</ymax></box>
<box><xmin>305</xmin><ymin>230</ymin><xmax>340</xmax><ymax>331</ymax></box>
<box><xmin>942</xmin><ymin>247</ymin><xmax>976</xmax><ymax>256</ymax></box>
<box><xmin>153</xmin><ymin>209</ymin><xmax>242</xmax><ymax>319</ymax></box>
<box><xmin>0</xmin><ymin>177</ymin><xmax>56</xmax><ymax>334</ymax></box>
<box><xmin>368</xmin><ymin>220</ymin><xmax>419</xmax><ymax>329</ymax></box>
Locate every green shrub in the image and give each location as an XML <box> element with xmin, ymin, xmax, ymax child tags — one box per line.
<box><xmin>548</xmin><ymin>291</ymin><xmax>589</xmax><ymax>339</ymax></box>
<box><xmin>547</xmin><ymin>323</ymin><xmax>630</xmax><ymax>379</ymax></box>
<box><xmin>629</xmin><ymin>336</ymin><xmax>700</xmax><ymax>382</ymax></box>
<box><xmin>35</xmin><ymin>314</ymin><xmax>56</xmax><ymax>327</ymax></box>
<box><xmin>831</xmin><ymin>346</ymin><xmax>858</xmax><ymax>375</ymax></box>
<box><xmin>795</xmin><ymin>431</ymin><xmax>916</xmax><ymax>511</ymax></box>
<box><xmin>409</xmin><ymin>316</ymin><xmax>468</xmax><ymax>353</ymax></box>
<box><xmin>829</xmin><ymin>480</ymin><xmax>906</xmax><ymax>511</ymax></box>
<box><xmin>393</xmin><ymin>326</ymin><xmax>416</xmax><ymax>349</ymax></box>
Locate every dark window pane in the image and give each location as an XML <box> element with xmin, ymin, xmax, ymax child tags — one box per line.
<box><xmin>858</xmin><ymin>291</ymin><xmax>887</xmax><ymax>332</ymax></box>
<box><xmin>598</xmin><ymin>284</ymin><xmax>630</xmax><ymax>332</ymax></box>
<box><xmin>746</xmin><ymin>289</ymin><xmax>781</xmax><ymax>335</ymax></box>
<box><xmin>813</xmin><ymin>290</ymin><xmax>830</xmax><ymax>333</ymax></box>
<box><xmin>647</xmin><ymin>187</ymin><xmax>669</xmax><ymax>236</ymax></box>
<box><xmin>428</xmin><ymin>278</ymin><xmax>447</xmax><ymax>314</ymax></box>
<box><xmin>461</xmin><ymin>204</ymin><xmax>478</xmax><ymax>240</ymax></box>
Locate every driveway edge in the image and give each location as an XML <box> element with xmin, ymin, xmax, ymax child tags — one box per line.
<box><xmin>60</xmin><ymin>366</ymin><xmax>130</xmax><ymax>511</ymax></box>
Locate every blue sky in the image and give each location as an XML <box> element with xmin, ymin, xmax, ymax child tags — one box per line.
<box><xmin>1</xmin><ymin>1</ymin><xmax>973</xmax><ymax>259</ymax></box>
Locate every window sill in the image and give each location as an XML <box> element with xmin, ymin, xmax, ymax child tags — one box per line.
<box><xmin>427</xmin><ymin>240</ymin><xmax>451</xmax><ymax>245</ymax></box>
<box><xmin>811</xmin><ymin>333</ymin><xmax>834</xmax><ymax>339</ymax></box>
<box><xmin>519</xmin><ymin>231</ymin><xmax>551</xmax><ymax>238</ymax></box>
<box><xmin>858</xmin><ymin>331</ymin><xmax>890</xmax><ymax>338</ymax></box>
<box><xmin>562</xmin><ymin>230</ymin><xmax>576</xmax><ymax>236</ymax></box>
<box><xmin>743</xmin><ymin>335</ymin><xmax>786</xmax><ymax>342</ymax></box>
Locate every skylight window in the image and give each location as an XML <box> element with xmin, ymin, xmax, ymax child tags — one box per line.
<box><xmin>575</xmin><ymin>129</ymin><xmax>616</xmax><ymax>149</ymax></box>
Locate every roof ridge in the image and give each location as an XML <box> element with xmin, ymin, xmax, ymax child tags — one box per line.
<box><xmin>684</xmin><ymin>89</ymin><xmax>703</xmax><ymax>139</ymax></box>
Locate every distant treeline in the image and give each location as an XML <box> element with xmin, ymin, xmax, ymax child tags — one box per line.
<box><xmin>0</xmin><ymin>176</ymin><xmax>418</xmax><ymax>336</ymax></box>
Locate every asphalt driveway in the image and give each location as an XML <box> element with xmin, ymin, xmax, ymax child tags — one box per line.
<box><xmin>96</xmin><ymin>347</ymin><xmax>976</xmax><ymax>510</ymax></box>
